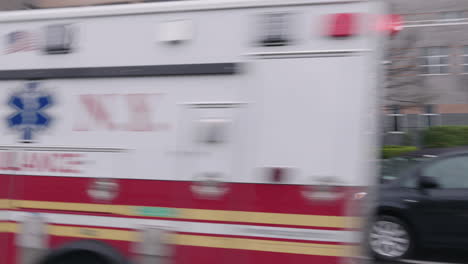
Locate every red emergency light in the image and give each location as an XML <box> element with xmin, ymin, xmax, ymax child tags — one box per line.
<box><xmin>377</xmin><ymin>14</ymin><xmax>403</xmax><ymax>36</ymax></box>
<box><xmin>388</xmin><ymin>14</ymin><xmax>403</xmax><ymax>35</ymax></box>
<box><xmin>325</xmin><ymin>13</ymin><xmax>403</xmax><ymax>38</ymax></box>
<box><xmin>326</xmin><ymin>13</ymin><xmax>358</xmax><ymax>38</ymax></box>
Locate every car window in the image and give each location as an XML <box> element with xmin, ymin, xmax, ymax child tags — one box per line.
<box><xmin>380</xmin><ymin>156</ymin><xmax>432</xmax><ymax>184</ymax></box>
<box><xmin>401</xmin><ymin>174</ymin><xmax>418</xmax><ymax>188</ymax></box>
<box><xmin>422</xmin><ymin>155</ymin><xmax>468</xmax><ymax>189</ymax></box>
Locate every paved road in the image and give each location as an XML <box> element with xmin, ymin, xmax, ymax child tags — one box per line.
<box><xmin>374</xmin><ymin>249</ymin><xmax>468</xmax><ymax>264</ymax></box>
<box><xmin>376</xmin><ymin>260</ymin><xmax>461</xmax><ymax>264</ymax></box>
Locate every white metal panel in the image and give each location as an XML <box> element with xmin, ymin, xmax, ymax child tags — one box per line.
<box><xmin>0</xmin><ymin>2</ymin><xmax>376</xmax><ymax>69</ymax></box>
<box><xmin>0</xmin><ymin>75</ymin><xmax>244</xmax><ymax>180</ymax></box>
<box><xmin>176</xmin><ymin>104</ymin><xmax>243</xmax><ymax>183</ymax></box>
<box><xmin>0</xmin><ymin>0</ymin><xmax>368</xmax><ymax>23</ymax></box>
<box><xmin>0</xmin><ymin>1</ymin><xmax>384</xmax><ymax>185</ymax></box>
<box><xmin>248</xmin><ymin>56</ymin><xmax>369</xmax><ymax>185</ymax></box>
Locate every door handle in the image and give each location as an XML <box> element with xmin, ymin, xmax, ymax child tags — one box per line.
<box><xmin>404</xmin><ymin>199</ymin><xmax>419</xmax><ymax>203</ymax></box>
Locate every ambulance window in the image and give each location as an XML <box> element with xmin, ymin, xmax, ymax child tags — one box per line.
<box><xmin>259</xmin><ymin>13</ymin><xmax>290</xmax><ymax>46</ymax></box>
<box><xmin>197</xmin><ymin>119</ymin><xmax>229</xmax><ymax>145</ymax></box>
<box><xmin>44</xmin><ymin>24</ymin><xmax>73</xmax><ymax>54</ymax></box>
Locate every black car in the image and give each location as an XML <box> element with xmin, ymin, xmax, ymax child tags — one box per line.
<box><xmin>369</xmin><ymin>146</ymin><xmax>468</xmax><ymax>261</ymax></box>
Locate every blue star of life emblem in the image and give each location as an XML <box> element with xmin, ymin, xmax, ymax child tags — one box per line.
<box><xmin>7</xmin><ymin>82</ymin><xmax>53</xmax><ymax>143</ymax></box>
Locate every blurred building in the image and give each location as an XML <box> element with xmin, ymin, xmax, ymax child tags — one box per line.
<box><xmin>28</xmin><ymin>0</ymin><xmax>143</xmax><ymax>8</ymax></box>
<box><xmin>0</xmin><ymin>1</ymin><xmax>25</xmax><ymax>10</ymax></box>
<box><xmin>384</xmin><ymin>0</ymin><xmax>468</xmax><ymax>145</ymax></box>
<box><xmin>0</xmin><ymin>0</ymin><xmax>167</xmax><ymax>9</ymax></box>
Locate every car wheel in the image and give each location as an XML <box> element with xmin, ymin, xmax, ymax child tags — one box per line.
<box><xmin>50</xmin><ymin>252</ymin><xmax>109</xmax><ymax>264</ymax></box>
<box><xmin>368</xmin><ymin>215</ymin><xmax>413</xmax><ymax>261</ymax></box>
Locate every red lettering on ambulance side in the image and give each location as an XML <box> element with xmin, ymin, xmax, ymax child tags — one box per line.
<box><xmin>0</xmin><ymin>152</ymin><xmax>84</xmax><ymax>174</ymax></box>
<box><xmin>126</xmin><ymin>94</ymin><xmax>155</xmax><ymax>131</ymax></box>
<box><xmin>74</xmin><ymin>94</ymin><xmax>115</xmax><ymax>131</ymax></box>
<box><xmin>38</xmin><ymin>153</ymin><xmax>52</xmax><ymax>172</ymax></box>
<box><xmin>50</xmin><ymin>153</ymin><xmax>61</xmax><ymax>172</ymax></box>
<box><xmin>22</xmin><ymin>152</ymin><xmax>34</xmax><ymax>169</ymax></box>
<box><xmin>5</xmin><ymin>152</ymin><xmax>19</xmax><ymax>171</ymax></box>
<box><xmin>59</xmin><ymin>153</ymin><xmax>83</xmax><ymax>174</ymax></box>
<box><xmin>0</xmin><ymin>152</ymin><xmax>8</xmax><ymax>170</ymax></box>
<box><xmin>22</xmin><ymin>153</ymin><xmax>52</xmax><ymax>172</ymax></box>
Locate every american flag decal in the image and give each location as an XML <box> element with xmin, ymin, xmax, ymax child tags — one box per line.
<box><xmin>5</xmin><ymin>31</ymin><xmax>38</xmax><ymax>54</ymax></box>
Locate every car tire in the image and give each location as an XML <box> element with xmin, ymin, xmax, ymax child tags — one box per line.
<box><xmin>368</xmin><ymin>215</ymin><xmax>414</xmax><ymax>261</ymax></box>
<box><xmin>50</xmin><ymin>252</ymin><xmax>109</xmax><ymax>264</ymax></box>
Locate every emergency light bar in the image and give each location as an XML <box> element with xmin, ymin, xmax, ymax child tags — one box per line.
<box><xmin>326</xmin><ymin>13</ymin><xmax>403</xmax><ymax>37</ymax></box>
<box><xmin>326</xmin><ymin>13</ymin><xmax>357</xmax><ymax>38</ymax></box>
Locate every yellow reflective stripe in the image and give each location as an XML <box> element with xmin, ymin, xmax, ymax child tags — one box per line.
<box><xmin>180</xmin><ymin>209</ymin><xmax>359</xmax><ymax>228</ymax></box>
<box><xmin>0</xmin><ymin>222</ymin><xmax>17</xmax><ymax>233</ymax></box>
<box><xmin>48</xmin><ymin>225</ymin><xmax>136</xmax><ymax>242</ymax></box>
<box><xmin>172</xmin><ymin>234</ymin><xmax>356</xmax><ymax>257</ymax></box>
<box><xmin>12</xmin><ymin>200</ymin><xmax>132</xmax><ymax>215</ymax></box>
<box><xmin>9</xmin><ymin>199</ymin><xmax>359</xmax><ymax>228</ymax></box>
<box><xmin>0</xmin><ymin>223</ymin><xmax>356</xmax><ymax>257</ymax></box>
<box><xmin>0</xmin><ymin>199</ymin><xmax>12</xmax><ymax>209</ymax></box>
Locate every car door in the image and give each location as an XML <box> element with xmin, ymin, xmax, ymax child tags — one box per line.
<box><xmin>411</xmin><ymin>154</ymin><xmax>468</xmax><ymax>247</ymax></box>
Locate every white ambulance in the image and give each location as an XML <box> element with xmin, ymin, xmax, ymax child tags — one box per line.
<box><xmin>0</xmin><ymin>1</ymin><xmax>390</xmax><ymax>264</ymax></box>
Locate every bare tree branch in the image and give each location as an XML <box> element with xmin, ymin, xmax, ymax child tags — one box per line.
<box><xmin>384</xmin><ymin>28</ymin><xmax>436</xmax><ymax>109</ymax></box>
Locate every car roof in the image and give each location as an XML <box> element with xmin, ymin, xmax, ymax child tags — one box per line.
<box><xmin>401</xmin><ymin>146</ymin><xmax>468</xmax><ymax>158</ymax></box>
